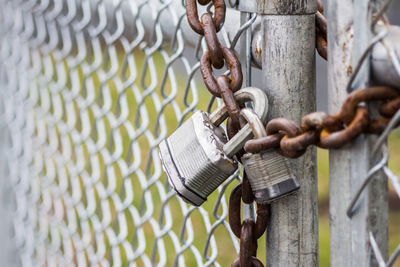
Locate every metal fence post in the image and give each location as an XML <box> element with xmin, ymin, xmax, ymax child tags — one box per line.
<box><xmin>327</xmin><ymin>0</ymin><xmax>388</xmax><ymax>265</ymax></box>
<box><xmin>258</xmin><ymin>1</ymin><xmax>318</xmax><ymax>265</ymax></box>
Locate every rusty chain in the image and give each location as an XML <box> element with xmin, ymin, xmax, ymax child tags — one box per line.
<box><xmin>229</xmin><ymin>181</ymin><xmax>269</xmax><ymax>267</ymax></box>
<box><xmin>186</xmin><ymin>0</ymin><xmax>243</xmax><ymax>129</ymax></box>
<box><xmin>245</xmin><ymin>86</ymin><xmax>400</xmax><ymax>158</ymax></box>
<box><xmin>185</xmin><ymin>1</ymin><xmax>266</xmax><ymax>265</ymax></box>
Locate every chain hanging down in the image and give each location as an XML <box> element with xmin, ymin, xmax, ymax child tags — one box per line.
<box><xmin>186</xmin><ymin>0</ymin><xmax>243</xmax><ymax>129</ymax></box>
<box><xmin>185</xmin><ymin>0</ymin><xmax>267</xmax><ymax>265</ymax></box>
<box><xmin>229</xmin><ymin>178</ymin><xmax>269</xmax><ymax>267</ymax></box>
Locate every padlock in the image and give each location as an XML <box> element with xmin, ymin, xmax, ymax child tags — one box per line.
<box><xmin>240</xmin><ymin>109</ymin><xmax>300</xmax><ymax>204</ymax></box>
<box><xmin>158</xmin><ymin>87</ymin><xmax>269</xmax><ymax>206</ymax></box>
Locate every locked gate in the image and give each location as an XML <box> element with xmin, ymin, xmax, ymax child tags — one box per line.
<box><xmin>0</xmin><ymin>0</ymin><xmax>399</xmax><ymax>266</ymax></box>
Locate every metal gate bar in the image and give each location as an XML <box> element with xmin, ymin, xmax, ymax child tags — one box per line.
<box><xmin>258</xmin><ymin>1</ymin><xmax>319</xmax><ymax>266</ymax></box>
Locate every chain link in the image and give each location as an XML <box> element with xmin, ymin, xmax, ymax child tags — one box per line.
<box><xmin>185</xmin><ymin>0</ymin><xmax>268</xmax><ymax>264</ymax></box>
<box><xmin>245</xmin><ymin>86</ymin><xmax>400</xmax><ymax>157</ymax></box>
<box><xmin>228</xmin><ymin>183</ymin><xmax>269</xmax><ymax>267</ymax></box>
<box><xmin>186</xmin><ymin>0</ymin><xmax>243</xmax><ymax>128</ymax></box>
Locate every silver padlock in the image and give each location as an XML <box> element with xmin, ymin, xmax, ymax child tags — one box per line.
<box><xmin>158</xmin><ymin>87</ymin><xmax>269</xmax><ymax>206</ymax></box>
<box><xmin>241</xmin><ymin>109</ymin><xmax>300</xmax><ymax>204</ymax></box>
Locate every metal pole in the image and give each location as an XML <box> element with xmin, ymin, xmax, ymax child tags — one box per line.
<box><xmin>257</xmin><ymin>1</ymin><xmax>318</xmax><ymax>265</ymax></box>
<box><xmin>240</xmin><ymin>11</ymin><xmax>256</xmax><ymax>221</ymax></box>
<box><xmin>327</xmin><ymin>0</ymin><xmax>388</xmax><ymax>265</ymax></box>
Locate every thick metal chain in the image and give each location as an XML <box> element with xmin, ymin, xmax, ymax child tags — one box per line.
<box><xmin>185</xmin><ymin>1</ymin><xmax>265</xmax><ymax>264</ymax></box>
<box><xmin>228</xmin><ymin>181</ymin><xmax>269</xmax><ymax>267</ymax></box>
<box><xmin>245</xmin><ymin>86</ymin><xmax>400</xmax><ymax>158</ymax></box>
<box><xmin>241</xmin><ymin>0</ymin><xmax>399</xmax><ymax>158</ymax></box>
<box><xmin>186</xmin><ymin>0</ymin><xmax>243</xmax><ymax>128</ymax></box>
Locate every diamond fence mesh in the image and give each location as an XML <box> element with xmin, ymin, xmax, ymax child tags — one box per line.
<box><xmin>0</xmin><ymin>0</ymin><xmax>257</xmax><ymax>266</ymax></box>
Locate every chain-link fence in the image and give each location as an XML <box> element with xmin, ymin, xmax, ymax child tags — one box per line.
<box><xmin>0</xmin><ymin>0</ymin><xmax>256</xmax><ymax>265</ymax></box>
<box><xmin>0</xmin><ymin>0</ymin><xmax>399</xmax><ymax>266</ymax></box>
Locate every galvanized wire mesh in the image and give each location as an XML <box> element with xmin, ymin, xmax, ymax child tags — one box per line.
<box><xmin>0</xmin><ymin>0</ymin><xmax>257</xmax><ymax>266</ymax></box>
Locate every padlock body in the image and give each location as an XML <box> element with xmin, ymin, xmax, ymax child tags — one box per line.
<box><xmin>159</xmin><ymin>111</ymin><xmax>238</xmax><ymax>206</ymax></box>
<box><xmin>242</xmin><ymin>150</ymin><xmax>300</xmax><ymax>204</ymax></box>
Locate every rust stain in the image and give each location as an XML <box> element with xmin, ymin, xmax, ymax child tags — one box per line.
<box><xmin>347</xmin><ymin>65</ymin><xmax>352</xmax><ymax>76</ymax></box>
<box><xmin>255</xmin><ymin>43</ymin><xmax>262</xmax><ymax>57</ymax></box>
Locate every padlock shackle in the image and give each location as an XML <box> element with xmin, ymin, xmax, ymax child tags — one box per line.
<box><xmin>209</xmin><ymin>87</ymin><xmax>269</xmax><ymax>158</ymax></box>
<box><xmin>240</xmin><ymin>108</ymin><xmax>267</xmax><ymax>139</ymax></box>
